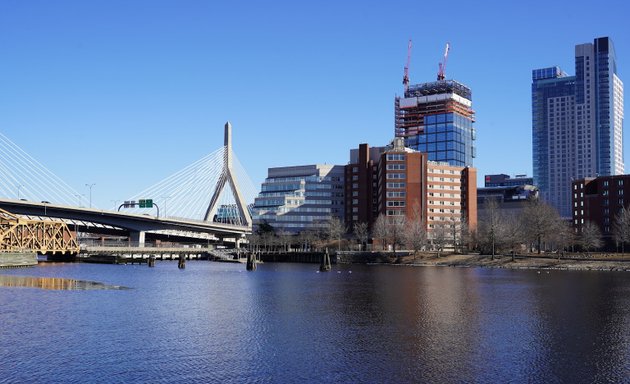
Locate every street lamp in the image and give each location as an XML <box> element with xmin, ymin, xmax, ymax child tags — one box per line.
<box><xmin>16</xmin><ymin>184</ymin><xmax>22</xmax><ymax>200</ymax></box>
<box><xmin>85</xmin><ymin>183</ymin><xmax>96</xmax><ymax>208</ymax></box>
<box><xmin>111</xmin><ymin>200</ymin><xmax>119</xmax><ymax>211</ymax></box>
<box><xmin>162</xmin><ymin>195</ymin><xmax>172</xmax><ymax>218</ymax></box>
<box><xmin>74</xmin><ymin>194</ymin><xmax>84</xmax><ymax>207</ymax></box>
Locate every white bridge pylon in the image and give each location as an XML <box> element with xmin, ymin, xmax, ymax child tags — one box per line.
<box><xmin>204</xmin><ymin>122</ymin><xmax>252</xmax><ymax>227</ymax></box>
<box><xmin>126</xmin><ymin>121</ymin><xmax>256</xmax><ymax>226</ymax></box>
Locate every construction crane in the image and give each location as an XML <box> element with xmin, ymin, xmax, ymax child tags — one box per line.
<box><xmin>437</xmin><ymin>42</ymin><xmax>450</xmax><ymax>81</ymax></box>
<box><xmin>402</xmin><ymin>39</ymin><xmax>412</xmax><ymax>93</ymax></box>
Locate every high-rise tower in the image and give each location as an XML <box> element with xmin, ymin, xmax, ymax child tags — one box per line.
<box><xmin>532</xmin><ymin>37</ymin><xmax>624</xmax><ymax>218</ymax></box>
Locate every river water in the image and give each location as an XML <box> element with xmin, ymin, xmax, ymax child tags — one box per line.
<box><xmin>1</xmin><ymin>261</ymin><xmax>629</xmax><ymax>383</ymax></box>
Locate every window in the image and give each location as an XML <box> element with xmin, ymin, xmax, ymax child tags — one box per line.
<box><xmin>386</xmin><ymin>154</ymin><xmax>405</xmax><ymax>161</ymax></box>
<box><xmin>386</xmin><ymin>164</ymin><xmax>406</xmax><ymax>170</ymax></box>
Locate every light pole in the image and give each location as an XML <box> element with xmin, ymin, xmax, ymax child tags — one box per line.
<box><xmin>162</xmin><ymin>195</ymin><xmax>172</xmax><ymax>218</ymax></box>
<box><xmin>16</xmin><ymin>184</ymin><xmax>22</xmax><ymax>200</ymax></box>
<box><xmin>74</xmin><ymin>194</ymin><xmax>84</xmax><ymax>207</ymax></box>
<box><xmin>85</xmin><ymin>183</ymin><xmax>96</xmax><ymax>208</ymax></box>
<box><xmin>111</xmin><ymin>200</ymin><xmax>119</xmax><ymax>211</ymax></box>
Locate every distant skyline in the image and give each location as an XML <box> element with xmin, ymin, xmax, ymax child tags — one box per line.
<box><xmin>1</xmin><ymin>0</ymin><xmax>628</xmax><ymax>209</ymax></box>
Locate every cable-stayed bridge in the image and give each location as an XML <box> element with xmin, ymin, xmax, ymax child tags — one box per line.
<box><xmin>0</xmin><ymin>123</ymin><xmax>258</xmax><ymax>248</ymax></box>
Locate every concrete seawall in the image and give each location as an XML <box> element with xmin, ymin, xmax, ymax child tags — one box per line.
<box><xmin>336</xmin><ymin>251</ymin><xmax>412</xmax><ymax>264</ymax></box>
<box><xmin>0</xmin><ymin>252</ymin><xmax>37</xmax><ymax>268</ymax></box>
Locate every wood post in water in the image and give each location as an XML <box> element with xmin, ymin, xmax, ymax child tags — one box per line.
<box><xmin>246</xmin><ymin>251</ymin><xmax>257</xmax><ymax>271</ymax></box>
<box><xmin>148</xmin><ymin>255</ymin><xmax>156</xmax><ymax>267</ymax></box>
<box><xmin>320</xmin><ymin>248</ymin><xmax>331</xmax><ymax>272</ymax></box>
<box><xmin>178</xmin><ymin>255</ymin><xmax>186</xmax><ymax>269</ymax></box>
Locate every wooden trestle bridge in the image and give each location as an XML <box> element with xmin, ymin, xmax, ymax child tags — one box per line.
<box><xmin>0</xmin><ymin>207</ymin><xmax>79</xmax><ymax>255</ymax></box>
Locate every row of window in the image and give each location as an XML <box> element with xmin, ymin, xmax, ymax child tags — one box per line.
<box><xmin>386</xmin><ymin>164</ymin><xmax>406</xmax><ymax>170</ymax></box>
<box><xmin>386</xmin><ymin>154</ymin><xmax>406</xmax><ymax>161</ymax></box>
<box><xmin>429</xmin><ymin>208</ymin><xmax>459</xmax><ymax>213</ymax></box>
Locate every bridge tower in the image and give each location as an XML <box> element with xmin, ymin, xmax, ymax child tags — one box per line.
<box><xmin>203</xmin><ymin>122</ymin><xmax>252</xmax><ymax>227</ymax></box>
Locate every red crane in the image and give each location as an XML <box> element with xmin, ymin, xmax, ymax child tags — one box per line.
<box><xmin>437</xmin><ymin>42</ymin><xmax>450</xmax><ymax>81</ymax></box>
<box><xmin>402</xmin><ymin>39</ymin><xmax>412</xmax><ymax>93</ymax></box>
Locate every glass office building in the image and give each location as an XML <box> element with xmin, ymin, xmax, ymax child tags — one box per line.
<box><xmin>251</xmin><ymin>165</ymin><xmax>345</xmax><ymax>233</ymax></box>
<box><xmin>532</xmin><ymin>37</ymin><xmax>624</xmax><ymax>218</ymax></box>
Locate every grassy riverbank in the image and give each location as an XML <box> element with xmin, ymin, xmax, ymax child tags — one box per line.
<box><xmin>375</xmin><ymin>253</ymin><xmax>630</xmax><ymax>271</ymax></box>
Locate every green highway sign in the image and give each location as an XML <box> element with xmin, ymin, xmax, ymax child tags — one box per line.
<box><xmin>139</xmin><ymin>199</ymin><xmax>153</xmax><ymax>208</ymax></box>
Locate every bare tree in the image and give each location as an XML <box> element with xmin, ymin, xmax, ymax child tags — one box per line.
<box><xmin>431</xmin><ymin>223</ymin><xmax>449</xmax><ymax>257</ymax></box>
<box><xmin>277</xmin><ymin>230</ymin><xmax>292</xmax><ymax>253</ymax></box>
<box><xmin>327</xmin><ymin>217</ymin><xmax>346</xmax><ymax>251</ymax></box>
<box><xmin>388</xmin><ymin>215</ymin><xmax>407</xmax><ymax>252</ymax></box>
<box><xmin>247</xmin><ymin>233</ymin><xmax>261</xmax><ymax>253</ymax></box>
<box><xmin>458</xmin><ymin>215</ymin><xmax>473</xmax><ymax>253</ymax></box>
<box><xmin>262</xmin><ymin>231</ymin><xmax>275</xmax><ymax>252</ymax></box>
<box><xmin>613</xmin><ymin>206</ymin><xmax>630</xmax><ymax>253</ymax></box>
<box><xmin>477</xmin><ymin>198</ymin><xmax>503</xmax><ymax>259</ymax></box>
<box><xmin>522</xmin><ymin>199</ymin><xmax>562</xmax><ymax>254</ymax></box>
<box><xmin>299</xmin><ymin>229</ymin><xmax>319</xmax><ymax>252</ymax></box>
<box><xmin>580</xmin><ymin>221</ymin><xmax>603</xmax><ymax>255</ymax></box>
<box><xmin>373</xmin><ymin>215</ymin><xmax>389</xmax><ymax>250</ymax></box>
<box><xmin>405</xmin><ymin>218</ymin><xmax>427</xmax><ymax>258</ymax></box>
<box><xmin>353</xmin><ymin>222</ymin><xmax>369</xmax><ymax>251</ymax></box>
<box><xmin>550</xmin><ymin>221</ymin><xmax>576</xmax><ymax>259</ymax></box>
<box><xmin>502</xmin><ymin>212</ymin><xmax>523</xmax><ymax>260</ymax></box>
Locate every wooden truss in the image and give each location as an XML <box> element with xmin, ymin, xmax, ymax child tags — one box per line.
<box><xmin>0</xmin><ymin>208</ymin><xmax>79</xmax><ymax>254</ymax></box>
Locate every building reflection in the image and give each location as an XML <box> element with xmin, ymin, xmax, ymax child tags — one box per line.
<box><xmin>0</xmin><ymin>275</ymin><xmax>127</xmax><ymax>290</ymax></box>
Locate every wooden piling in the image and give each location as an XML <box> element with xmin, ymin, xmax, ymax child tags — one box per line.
<box><xmin>178</xmin><ymin>255</ymin><xmax>186</xmax><ymax>269</ymax></box>
<box><xmin>148</xmin><ymin>255</ymin><xmax>156</xmax><ymax>267</ymax></box>
<box><xmin>246</xmin><ymin>252</ymin><xmax>257</xmax><ymax>271</ymax></box>
<box><xmin>320</xmin><ymin>248</ymin><xmax>331</xmax><ymax>272</ymax></box>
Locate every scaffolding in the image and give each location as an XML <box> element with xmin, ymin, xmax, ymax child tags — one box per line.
<box><xmin>395</xmin><ymin>80</ymin><xmax>475</xmax><ymax>138</ymax></box>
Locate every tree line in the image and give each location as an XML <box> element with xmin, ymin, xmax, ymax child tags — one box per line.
<box><xmin>247</xmin><ymin>198</ymin><xmax>630</xmax><ymax>256</ymax></box>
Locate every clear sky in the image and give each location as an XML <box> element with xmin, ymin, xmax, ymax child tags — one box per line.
<box><xmin>1</xmin><ymin>0</ymin><xmax>629</xmax><ymax>209</ymax></box>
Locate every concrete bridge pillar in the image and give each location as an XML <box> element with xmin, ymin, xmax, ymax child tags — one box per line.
<box><xmin>130</xmin><ymin>231</ymin><xmax>145</xmax><ymax>247</ymax></box>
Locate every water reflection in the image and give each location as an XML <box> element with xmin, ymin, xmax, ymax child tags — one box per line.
<box><xmin>0</xmin><ymin>275</ymin><xmax>129</xmax><ymax>290</ymax></box>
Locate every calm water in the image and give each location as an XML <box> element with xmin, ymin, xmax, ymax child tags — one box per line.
<box><xmin>1</xmin><ymin>261</ymin><xmax>629</xmax><ymax>383</ymax></box>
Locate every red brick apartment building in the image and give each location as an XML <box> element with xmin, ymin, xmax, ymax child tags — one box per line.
<box><xmin>345</xmin><ymin>139</ymin><xmax>477</xmax><ymax>238</ymax></box>
<box><xmin>573</xmin><ymin>175</ymin><xmax>630</xmax><ymax>245</ymax></box>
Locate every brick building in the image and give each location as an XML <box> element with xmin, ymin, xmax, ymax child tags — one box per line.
<box><xmin>345</xmin><ymin>138</ymin><xmax>477</xmax><ymax>240</ymax></box>
<box><xmin>573</xmin><ymin>175</ymin><xmax>630</xmax><ymax>246</ymax></box>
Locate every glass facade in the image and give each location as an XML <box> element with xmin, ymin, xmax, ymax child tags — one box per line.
<box><xmin>531</xmin><ymin>67</ymin><xmax>575</xmax><ymax>209</ymax></box>
<box><xmin>395</xmin><ymin>80</ymin><xmax>475</xmax><ymax>168</ymax></box>
<box><xmin>405</xmin><ymin>112</ymin><xmax>475</xmax><ymax>166</ymax></box>
<box><xmin>252</xmin><ymin>165</ymin><xmax>344</xmax><ymax>233</ymax></box>
<box><xmin>532</xmin><ymin>37</ymin><xmax>624</xmax><ymax>218</ymax></box>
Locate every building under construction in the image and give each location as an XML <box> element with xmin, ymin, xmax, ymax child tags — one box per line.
<box><xmin>395</xmin><ymin>80</ymin><xmax>476</xmax><ymax>167</ymax></box>
<box><xmin>395</xmin><ymin>42</ymin><xmax>476</xmax><ymax>167</ymax></box>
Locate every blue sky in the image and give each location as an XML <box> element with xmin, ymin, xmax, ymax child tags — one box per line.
<box><xmin>0</xmin><ymin>0</ymin><xmax>628</xmax><ymax>209</ymax></box>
